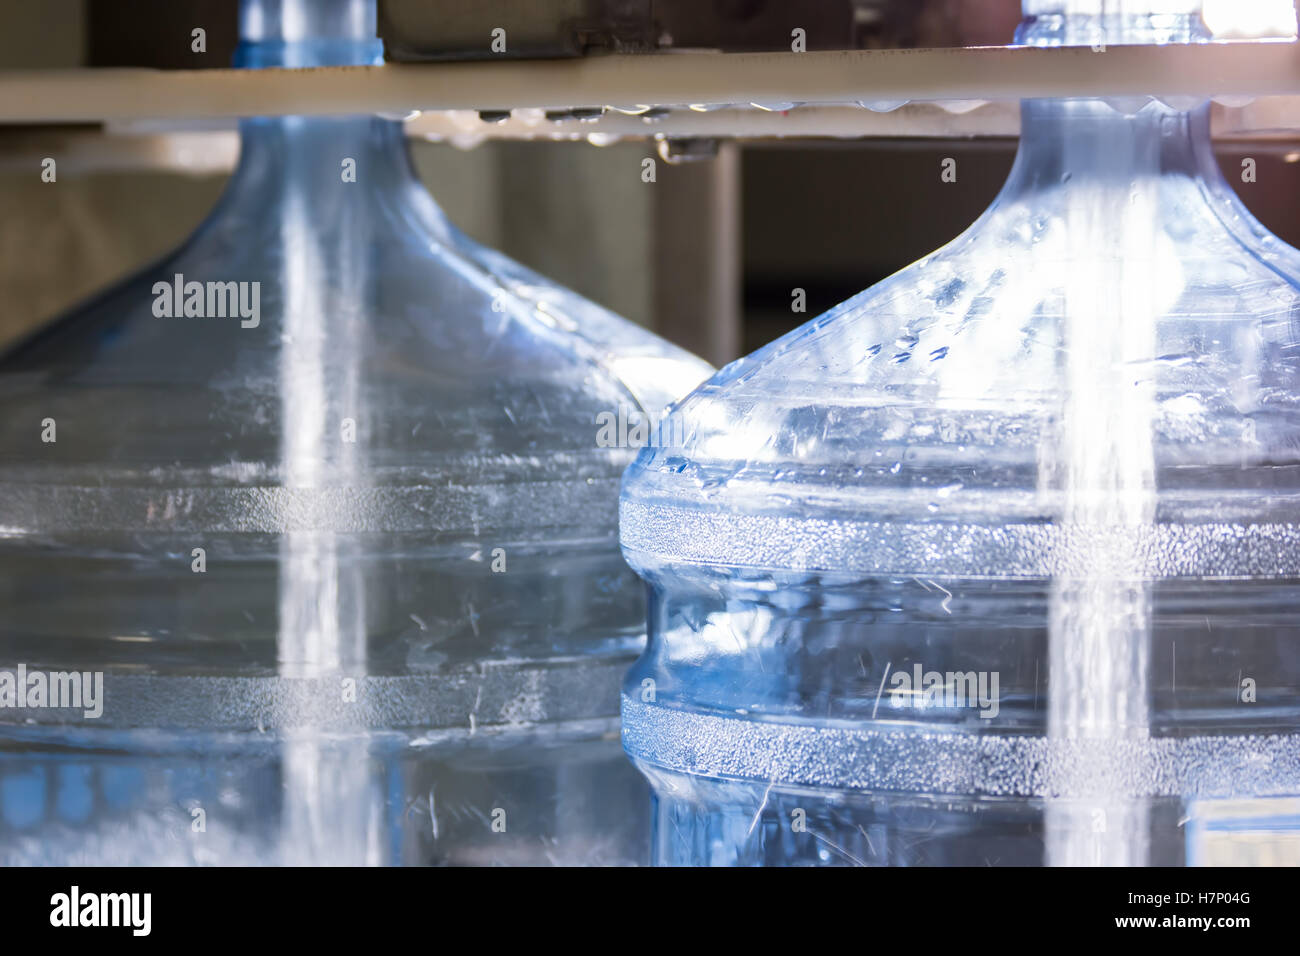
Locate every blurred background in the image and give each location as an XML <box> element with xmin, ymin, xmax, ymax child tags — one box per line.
<box><xmin>4</xmin><ymin>0</ymin><xmax>1300</xmax><ymax>368</ymax></box>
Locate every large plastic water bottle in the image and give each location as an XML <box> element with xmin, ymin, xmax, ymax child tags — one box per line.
<box><xmin>0</xmin><ymin>0</ymin><xmax>711</xmax><ymax>864</ymax></box>
<box><xmin>621</xmin><ymin>0</ymin><xmax>1300</xmax><ymax>866</ymax></box>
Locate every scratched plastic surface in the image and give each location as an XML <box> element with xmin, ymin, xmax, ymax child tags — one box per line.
<box><xmin>0</xmin><ymin>0</ymin><xmax>711</xmax><ymax>865</ymax></box>
<box><xmin>620</xmin><ymin>1</ymin><xmax>1300</xmax><ymax>866</ymax></box>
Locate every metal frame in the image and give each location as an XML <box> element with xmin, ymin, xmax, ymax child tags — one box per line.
<box><xmin>2</xmin><ymin>42</ymin><xmax>1300</xmax><ymax>126</ymax></box>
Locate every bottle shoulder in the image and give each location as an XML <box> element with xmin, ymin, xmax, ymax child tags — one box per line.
<box><xmin>0</xmin><ymin>201</ymin><xmax>712</xmax><ymax>492</ymax></box>
<box><xmin>622</xmin><ymin>177</ymin><xmax>1300</xmax><ymax>574</ymax></box>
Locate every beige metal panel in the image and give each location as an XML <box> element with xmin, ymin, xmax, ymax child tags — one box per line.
<box><xmin>4</xmin><ymin>43</ymin><xmax>1300</xmax><ymax>125</ymax></box>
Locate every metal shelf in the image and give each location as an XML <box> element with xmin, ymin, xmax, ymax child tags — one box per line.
<box><xmin>401</xmin><ymin>98</ymin><xmax>1300</xmax><ymax>146</ymax></box>
<box><xmin>5</xmin><ymin>40</ymin><xmax>1300</xmax><ymax>170</ymax></box>
<box><xmin>7</xmin><ymin>98</ymin><xmax>1300</xmax><ymax>176</ymax></box>
<box><xmin>2</xmin><ymin>41</ymin><xmax>1300</xmax><ymax>127</ymax></box>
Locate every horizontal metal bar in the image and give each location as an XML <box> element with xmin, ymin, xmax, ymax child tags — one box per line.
<box><xmin>0</xmin><ymin>127</ymin><xmax>239</xmax><ymax>174</ymax></box>
<box><xmin>1</xmin><ymin>41</ymin><xmax>1299</xmax><ymax>125</ymax></box>
<box><xmin>402</xmin><ymin>102</ymin><xmax>1024</xmax><ymax>145</ymax></box>
<box><xmin>7</xmin><ymin>96</ymin><xmax>1300</xmax><ymax>176</ymax></box>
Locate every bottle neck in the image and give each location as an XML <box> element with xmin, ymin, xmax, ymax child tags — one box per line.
<box><xmin>232</xmin><ymin>0</ymin><xmax>389</xmax><ymax>161</ymax></box>
<box><xmin>1007</xmin><ymin>4</ymin><xmax>1220</xmax><ymax>192</ymax></box>
<box><xmin>234</xmin><ymin>0</ymin><xmax>382</xmax><ymax>68</ymax></box>
<box><xmin>225</xmin><ymin>0</ymin><xmax>447</xmax><ymax>234</ymax></box>
<box><xmin>1007</xmin><ymin>97</ymin><xmax>1221</xmax><ymax>193</ymax></box>
<box><xmin>228</xmin><ymin>114</ymin><xmax>429</xmax><ymax>204</ymax></box>
<box><xmin>1017</xmin><ymin>2</ymin><xmax>1206</xmax><ymax>47</ymax></box>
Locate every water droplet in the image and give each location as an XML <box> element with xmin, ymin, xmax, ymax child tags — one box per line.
<box><xmin>940</xmin><ymin>99</ymin><xmax>987</xmax><ymax>114</ymax></box>
<box><xmin>857</xmin><ymin>99</ymin><xmax>907</xmax><ymax>113</ymax></box>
